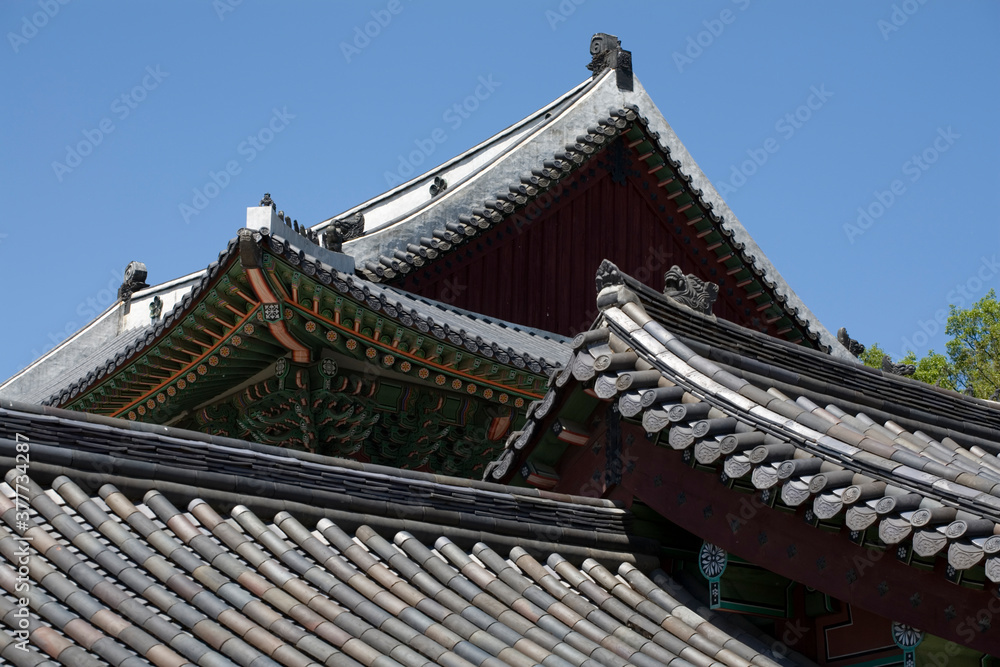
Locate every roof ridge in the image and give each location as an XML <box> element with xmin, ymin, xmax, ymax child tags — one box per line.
<box><xmin>357</xmin><ymin>102</ymin><xmax>639</xmax><ymax>282</ymax></box>
<box><xmin>609</xmin><ymin>261</ymin><xmax>1000</xmax><ymax>445</ymax></box>
<box><xmin>346</xmin><ymin>75</ymin><xmax>841</xmax><ymax>353</ymax></box>
<box><xmin>606</xmin><ymin>302</ymin><xmax>1000</xmax><ymax>518</ymax></box>
<box><xmin>0</xmin><ymin>398</ymin><xmax>631</xmax><ymax>516</ymax></box>
<box><xmin>316</xmin><ymin>73</ymin><xmax>605</xmax><ymax>235</ymax></box>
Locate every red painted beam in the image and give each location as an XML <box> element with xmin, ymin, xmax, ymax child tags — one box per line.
<box><xmin>554</xmin><ymin>423</ymin><xmax>1000</xmax><ymax>654</ymax></box>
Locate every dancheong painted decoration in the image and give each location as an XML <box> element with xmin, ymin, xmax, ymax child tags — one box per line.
<box><xmin>1</xmin><ymin>33</ymin><xmax>997</xmax><ymax>665</ymax></box>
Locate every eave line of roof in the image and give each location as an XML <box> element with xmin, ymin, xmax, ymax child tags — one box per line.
<box><xmin>598</xmin><ymin>302</ymin><xmax>1000</xmax><ymax>523</ymax></box>
<box><xmin>615</xmin><ymin>265</ymin><xmax>1000</xmax><ymax>449</ymax></box>
<box><xmin>43</xmin><ymin>226</ymin><xmax>571</xmax><ymax>410</ymax></box>
<box><xmin>485</xmin><ymin>263</ymin><xmax>1000</xmax><ymax>588</ymax></box>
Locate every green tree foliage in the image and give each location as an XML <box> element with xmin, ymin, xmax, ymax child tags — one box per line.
<box><xmin>898</xmin><ymin>350</ymin><xmax>955</xmax><ymax>390</ymax></box>
<box><xmin>944</xmin><ymin>289</ymin><xmax>1000</xmax><ymax>399</ymax></box>
<box><xmin>863</xmin><ymin>290</ymin><xmax>998</xmax><ymax>398</ymax></box>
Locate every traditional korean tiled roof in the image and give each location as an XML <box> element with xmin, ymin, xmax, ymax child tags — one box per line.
<box><xmin>330</xmin><ymin>66</ymin><xmax>847</xmax><ymax>358</ymax></box>
<box><xmin>0</xmin><ymin>271</ymin><xmax>204</xmax><ymax>407</ymax></box>
<box><xmin>11</xmin><ymin>323</ymin><xmax>154</xmax><ymax>407</ymax></box>
<box><xmin>36</xmin><ymin>223</ymin><xmax>569</xmax><ymax>411</ymax></box>
<box><xmin>489</xmin><ymin>262</ymin><xmax>1000</xmax><ymax>587</ymax></box>
<box><xmin>0</xmin><ymin>399</ymin><xmax>807</xmax><ymax>667</ymax></box>
<box><xmin>1</xmin><ymin>38</ymin><xmax>851</xmax><ymax>417</ymax></box>
<box><xmin>0</xmin><ymin>218</ymin><xmax>574</xmax><ymax>478</ymax></box>
<box><xmin>601</xmin><ymin>263</ymin><xmax>1000</xmax><ymax>442</ymax></box>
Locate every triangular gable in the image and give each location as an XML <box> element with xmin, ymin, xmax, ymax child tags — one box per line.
<box><xmin>325</xmin><ymin>57</ymin><xmax>849</xmax><ymax>358</ymax></box>
<box><xmin>3</xmin><ymin>38</ymin><xmax>852</xmax><ymax>413</ymax></box>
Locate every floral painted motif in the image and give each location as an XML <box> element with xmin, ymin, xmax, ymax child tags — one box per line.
<box><xmin>699</xmin><ymin>542</ymin><xmax>727</xmax><ymax>579</ymax></box>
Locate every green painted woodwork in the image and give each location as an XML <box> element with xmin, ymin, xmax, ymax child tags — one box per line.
<box><xmin>184</xmin><ymin>362</ymin><xmax>505</xmax><ymax>474</ymax></box>
<box><xmin>916</xmin><ymin>636</ymin><xmax>1000</xmax><ymax>667</ymax></box>
<box><xmin>63</xmin><ymin>241</ymin><xmax>545</xmax><ymax>477</ymax></box>
<box><xmin>716</xmin><ymin>559</ymin><xmax>793</xmax><ymax>617</ymax></box>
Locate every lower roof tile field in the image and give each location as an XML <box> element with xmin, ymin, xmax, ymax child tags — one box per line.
<box><xmin>0</xmin><ymin>400</ymin><xmax>643</xmax><ymax>562</ymax></box>
<box><xmin>0</xmin><ymin>400</ymin><xmax>807</xmax><ymax>667</ymax></box>
<box><xmin>0</xmin><ymin>474</ymin><xmax>797</xmax><ymax>667</ymax></box>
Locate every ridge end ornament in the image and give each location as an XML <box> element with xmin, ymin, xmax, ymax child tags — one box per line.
<box><xmin>595</xmin><ymin>260</ymin><xmax>640</xmax><ymax>312</ymax></box>
<box><xmin>118</xmin><ymin>261</ymin><xmax>149</xmax><ymax>308</ymax></box>
<box><xmin>324</xmin><ymin>212</ymin><xmax>365</xmax><ymax>253</ymax></box>
<box><xmin>595</xmin><ymin>259</ymin><xmax>624</xmax><ymax>292</ymax></box>
<box><xmin>663</xmin><ymin>265</ymin><xmax>718</xmax><ymax>315</ymax></box>
<box><xmin>882</xmin><ymin>354</ymin><xmax>915</xmax><ymax>376</ymax></box>
<box><xmin>586</xmin><ymin>33</ymin><xmax>633</xmax><ymax>90</ymax></box>
<box><xmin>238</xmin><ymin>228</ymin><xmax>262</xmax><ymax>269</ymax></box>
<box><xmin>837</xmin><ymin>327</ymin><xmax>865</xmax><ymax>358</ymax></box>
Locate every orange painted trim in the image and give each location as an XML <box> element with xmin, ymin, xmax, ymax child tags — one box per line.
<box><xmin>221</xmin><ymin>302</ymin><xmax>245</xmax><ymax>318</ymax></box>
<box><xmin>246</xmin><ymin>268</ymin><xmax>278</xmax><ymax>303</ymax></box>
<box><xmin>200</xmin><ymin>327</ymin><xmax>223</xmax><ymax>341</ymax></box>
<box><xmin>92</xmin><ymin>250</ymin><xmax>542</xmax><ymax>416</ymax></box>
<box><xmin>264</xmin><ymin>265</ymin><xmax>291</xmax><ymax>301</ymax></box>
<box><xmin>159</xmin><ymin>350</ymin><xmax>192</xmax><ymax>364</ymax></box>
<box><xmin>284</xmin><ymin>300</ymin><xmax>544</xmax><ymax>400</ymax></box>
<box><xmin>270</xmin><ymin>320</ymin><xmax>311</xmax><ymax>363</ymax></box>
<box><xmin>231</xmin><ymin>287</ymin><xmax>257</xmax><ymax>305</ymax></box>
<box><xmin>245</xmin><ymin>267</ymin><xmax>311</xmax><ymax>363</ymax></box>
<box><xmin>64</xmin><ymin>251</ymin><xmax>255</xmax><ymax>416</ymax></box>
<box><xmin>108</xmin><ymin>306</ymin><xmax>260</xmax><ymax>418</ymax></box>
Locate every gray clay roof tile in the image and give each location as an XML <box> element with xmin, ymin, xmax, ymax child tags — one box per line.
<box><xmin>0</xmin><ymin>398</ymin><xmax>807</xmax><ymax>666</ymax></box>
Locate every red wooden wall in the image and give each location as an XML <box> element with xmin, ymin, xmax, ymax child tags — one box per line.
<box><xmin>394</xmin><ymin>145</ymin><xmax>767</xmax><ymax>338</ymax></box>
<box><xmin>550</xmin><ymin>420</ymin><xmax>999</xmax><ymax>655</ymax></box>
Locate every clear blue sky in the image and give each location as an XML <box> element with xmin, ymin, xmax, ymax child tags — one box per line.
<box><xmin>1</xmin><ymin>1</ymin><xmax>998</xmax><ymax>383</ymax></box>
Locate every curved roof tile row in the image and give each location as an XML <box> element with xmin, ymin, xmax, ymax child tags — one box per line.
<box><xmin>42</xmin><ymin>227</ymin><xmax>570</xmax><ymax>410</ymax></box>
<box><xmin>0</xmin><ymin>438</ymin><xmax>803</xmax><ymax>666</ymax></box>
<box><xmin>0</xmin><ymin>399</ymin><xmax>635</xmax><ymax>557</ymax></box>
<box><xmin>489</xmin><ymin>265</ymin><xmax>1000</xmax><ymax>583</ymax></box>
<box><xmin>263</xmin><ymin>230</ymin><xmax>568</xmax><ymax>376</ymax></box>
<box><xmin>609</xmin><ymin>264</ymin><xmax>1000</xmax><ymax>447</ymax></box>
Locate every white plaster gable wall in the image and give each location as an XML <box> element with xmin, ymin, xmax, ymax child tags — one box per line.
<box><xmin>0</xmin><ymin>272</ymin><xmax>200</xmax><ymax>403</ymax></box>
